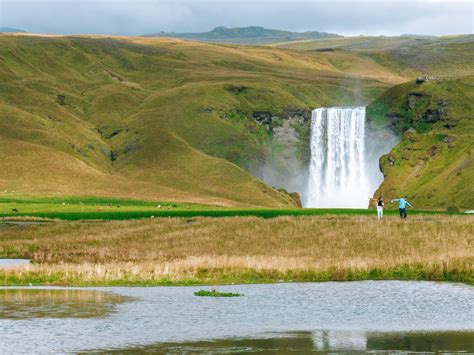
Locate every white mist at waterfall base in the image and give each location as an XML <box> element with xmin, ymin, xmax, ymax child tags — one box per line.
<box><xmin>306</xmin><ymin>107</ymin><xmax>390</xmax><ymax>208</ymax></box>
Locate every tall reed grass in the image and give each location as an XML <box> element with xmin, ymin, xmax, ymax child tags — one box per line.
<box><xmin>1</xmin><ymin>215</ymin><xmax>472</xmax><ymax>285</ymax></box>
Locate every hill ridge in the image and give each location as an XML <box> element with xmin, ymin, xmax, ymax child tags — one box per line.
<box><xmin>144</xmin><ymin>25</ymin><xmax>341</xmax><ymax>44</ymax></box>
<box><xmin>0</xmin><ymin>27</ymin><xmax>26</xmax><ymax>33</ymax></box>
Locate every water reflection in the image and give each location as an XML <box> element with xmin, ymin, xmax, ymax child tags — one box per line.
<box><xmin>101</xmin><ymin>331</ymin><xmax>474</xmax><ymax>353</ymax></box>
<box><xmin>313</xmin><ymin>330</ymin><xmax>367</xmax><ymax>350</ymax></box>
<box><xmin>0</xmin><ymin>288</ymin><xmax>129</xmax><ymax>319</ymax></box>
<box><xmin>367</xmin><ymin>331</ymin><xmax>474</xmax><ymax>352</ymax></box>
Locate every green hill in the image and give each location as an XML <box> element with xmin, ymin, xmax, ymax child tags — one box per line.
<box><xmin>145</xmin><ymin>26</ymin><xmax>341</xmax><ymax>45</ymax></box>
<box><xmin>274</xmin><ymin>35</ymin><xmax>474</xmax><ymax>77</ymax></box>
<box><xmin>0</xmin><ymin>33</ymin><xmax>472</xmax><ymax>208</ymax></box>
<box><xmin>0</xmin><ymin>34</ymin><xmax>404</xmax><ymax>207</ymax></box>
<box><xmin>367</xmin><ymin>77</ymin><xmax>474</xmax><ymax>209</ymax></box>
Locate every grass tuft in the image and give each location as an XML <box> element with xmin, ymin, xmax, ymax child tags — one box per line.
<box><xmin>194</xmin><ymin>289</ymin><xmax>243</xmax><ymax>297</ymax></box>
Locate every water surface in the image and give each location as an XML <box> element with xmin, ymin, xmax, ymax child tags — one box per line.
<box><xmin>0</xmin><ymin>258</ymin><xmax>30</xmax><ymax>268</ymax></box>
<box><xmin>0</xmin><ymin>281</ymin><xmax>472</xmax><ymax>353</ymax></box>
<box><xmin>0</xmin><ymin>288</ymin><xmax>129</xmax><ymax>319</ymax></box>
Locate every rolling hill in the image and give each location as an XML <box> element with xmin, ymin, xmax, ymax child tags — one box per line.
<box><xmin>0</xmin><ymin>33</ymin><xmax>404</xmax><ymax>207</ymax></box>
<box><xmin>274</xmin><ymin>35</ymin><xmax>474</xmax><ymax>77</ymax></box>
<box><xmin>144</xmin><ymin>26</ymin><xmax>341</xmax><ymax>45</ymax></box>
<box><xmin>0</xmin><ymin>27</ymin><xmax>26</xmax><ymax>33</ymax></box>
<box><xmin>0</xmin><ymin>33</ymin><xmax>472</xmax><ymax>208</ymax></box>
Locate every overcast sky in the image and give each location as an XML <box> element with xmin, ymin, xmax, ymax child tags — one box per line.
<box><xmin>1</xmin><ymin>0</ymin><xmax>472</xmax><ymax>36</ymax></box>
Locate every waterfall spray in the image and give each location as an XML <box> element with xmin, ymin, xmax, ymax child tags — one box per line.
<box><xmin>306</xmin><ymin>107</ymin><xmax>370</xmax><ymax>208</ymax></box>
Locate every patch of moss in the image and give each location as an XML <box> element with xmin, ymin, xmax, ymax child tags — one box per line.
<box><xmin>194</xmin><ymin>289</ymin><xmax>243</xmax><ymax>297</ymax></box>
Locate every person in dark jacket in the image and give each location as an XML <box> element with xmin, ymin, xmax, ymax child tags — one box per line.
<box><xmin>369</xmin><ymin>196</ymin><xmax>385</xmax><ymax>221</ymax></box>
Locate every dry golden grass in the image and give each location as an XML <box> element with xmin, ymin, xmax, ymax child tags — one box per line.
<box><xmin>1</xmin><ymin>215</ymin><xmax>472</xmax><ymax>285</ymax></box>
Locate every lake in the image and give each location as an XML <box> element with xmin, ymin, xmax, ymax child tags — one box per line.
<box><xmin>0</xmin><ymin>281</ymin><xmax>472</xmax><ymax>353</ymax></box>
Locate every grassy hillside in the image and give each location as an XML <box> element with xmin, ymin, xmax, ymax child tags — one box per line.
<box><xmin>276</xmin><ymin>35</ymin><xmax>473</xmax><ymax>209</ymax></box>
<box><xmin>0</xmin><ymin>34</ymin><xmax>403</xmax><ymax>206</ymax></box>
<box><xmin>1</xmin><ymin>33</ymin><xmax>472</xmax><ymax>208</ymax></box>
<box><xmin>367</xmin><ymin>77</ymin><xmax>474</xmax><ymax>209</ymax></box>
<box><xmin>275</xmin><ymin>35</ymin><xmax>474</xmax><ymax>78</ymax></box>
<box><xmin>145</xmin><ymin>26</ymin><xmax>341</xmax><ymax>45</ymax></box>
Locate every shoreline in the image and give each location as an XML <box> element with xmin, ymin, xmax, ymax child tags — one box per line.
<box><xmin>2</xmin><ymin>265</ymin><xmax>472</xmax><ymax>287</ymax></box>
<box><xmin>1</xmin><ymin>278</ymin><xmax>473</xmax><ymax>288</ymax></box>
<box><xmin>0</xmin><ymin>208</ymin><xmax>465</xmax><ymax>222</ymax></box>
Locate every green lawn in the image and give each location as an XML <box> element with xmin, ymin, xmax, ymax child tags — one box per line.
<box><xmin>0</xmin><ymin>195</ymin><xmax>459</xmax><ymax>221</ymax></box>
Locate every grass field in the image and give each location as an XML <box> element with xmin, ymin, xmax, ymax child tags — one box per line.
<box><xmin>1</xmin><ymin>214</ymin><xmax>472</xmax><ymax>286</ymax></box>
<box><xmin>0</xmin><ymin>194</ymin><xmax>461</xmax><ymax>221</ymax></box>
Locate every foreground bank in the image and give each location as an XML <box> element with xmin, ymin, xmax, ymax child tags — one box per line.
<box><xmin>1</xmin><ymin>215</ymin><xmax>472</xmax><ymax>285</ymax></box>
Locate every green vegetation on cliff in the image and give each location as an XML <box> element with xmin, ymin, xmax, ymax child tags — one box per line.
<box><xmin>367</xmin><ymin>77</ymin><xmax>474</xmax><ymax>209</ymax></box>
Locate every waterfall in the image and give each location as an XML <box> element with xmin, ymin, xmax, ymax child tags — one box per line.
<box><xmin>306</xmin><ymin>107</ymin><xmax>370</xmax><ymax>208</ymax></box>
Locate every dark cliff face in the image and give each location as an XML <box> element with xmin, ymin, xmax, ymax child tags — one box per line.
<box><xmin>246</xmin><ymin>107</ymin><xmax>312</xmax><ymax>166</ymax></box>
<box><xmin>402</xmin><ymin>92</ymin><xmax>451</xmax><ymax>133</ymax></box>
<box><xmin>244</xmin><ymin>107</ymin><xmax>312</xmax><ymax>200</ymax></box>
<box><xmin>367</xmin><ymin>81</ymin><xmax>456</xmax><ymax>135</ymax></box>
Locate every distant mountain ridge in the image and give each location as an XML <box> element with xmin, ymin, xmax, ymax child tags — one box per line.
<box><xmin>144</xmin><ymin>26</ymin><xmax>342</xmax><ymax>44</ymax></box>
<box><xmin>0</xmin><ymin>27</ymin><xmax>26</xmax><ymax>33</ymax></box>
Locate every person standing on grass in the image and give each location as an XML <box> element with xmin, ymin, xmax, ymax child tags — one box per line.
<box><xmin>369</xmin><ymin>196</ymin><xmax>385</xmax><ymax>221</ymax></box>
<box><xmin>391</xmin><ymin>196</ymin><xmax>414</xmax><ymax>219</ymax></box>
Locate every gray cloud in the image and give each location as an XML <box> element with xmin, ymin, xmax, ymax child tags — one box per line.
<box><xmin>1</xmin><ymin>0</ymin><xmax>472</xmax><ymax>36</ymax></box>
